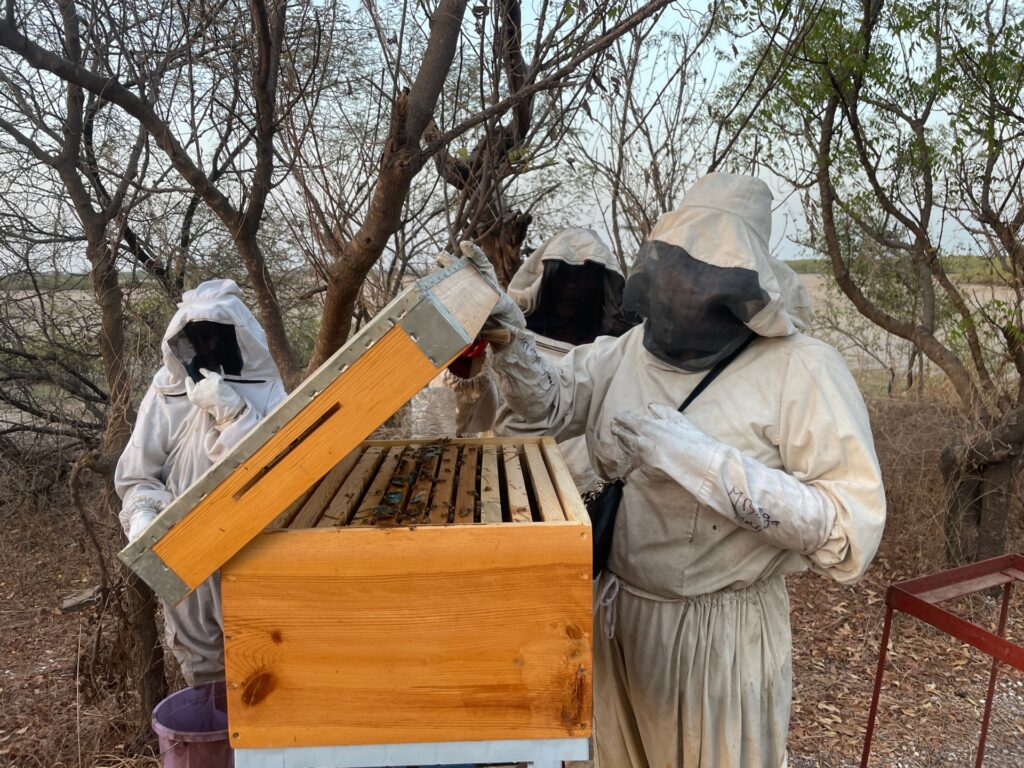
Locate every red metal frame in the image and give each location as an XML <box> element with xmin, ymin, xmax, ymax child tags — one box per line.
<box><xmin>861</xmin><ymin>554</ymin><xmax>1024</xmax><ymax>767</ymax></box>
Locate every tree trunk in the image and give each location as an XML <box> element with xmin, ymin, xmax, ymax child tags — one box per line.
<box><xmin>125</xmin><ymin>571</ymin><xmax>168</xmax><ymax>749</ymax></box>
<box><xmin>475</xmin><ymin>209</ymin><xmax>532</xmax><ymax>288</ymax></box>
<box><xmin>976</xmin><ymin>458</ymin><xmax>1016</xmax><ymax>562</ymax></box>
<box><xmin>235</xmin><ymin>235</ymin><xmax>302</xmax><ymax>388</ymax></box>
<box><xmin>308</xmin><ymin>135</ymin><xmax>428</xmax><ymax>371</ymax></box>
<box><xmin>942</xmin><ymin>449</ymin><xmax>1021</xmax><ymax>566</ymax></box>
<box><xmin>88</xmin><ymin>235</ymin><xmax>168</xmax><ymax>742</ymax></box>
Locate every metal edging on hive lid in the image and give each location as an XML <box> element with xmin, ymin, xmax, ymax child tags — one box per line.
<box><xmin>118</xmin><ymin>258</ymin><xmax>496</xmax><ymax>604</ymax></box>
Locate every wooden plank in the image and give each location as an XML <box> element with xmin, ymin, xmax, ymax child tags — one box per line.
<box><xmin>541</xmin><ymin>438</ymin><xmax>590</xmax><ymax>526</ymax></box>
<box><xmin>479</xmin><ymin>445</ymin><xmax>502</xmax><ymax>524</ymax></box>
<box><xmin>402</xmin><ymin>443</ymin><xmax>443</xmax><ymax>524</ymax></box>
<box><xmin>373</xmin><ymin>448</ymin><xmax>420</xmax><ymax>527</ymax></box>
<box><xmin>266</xmin><ymin>489</ymin><xmax>313</xmax><ymax>530</ymax></box>
<box><xmin>221</xmin><ymin>523</ymin><xmax>592</xmax><ymax>748</ymax></box>
<box><xmin>503</xmin><ymin>445</ymin><xmax>532</xmax><ymax>523</ymax></box>
<box><xmin>317</xmin><ymin>448</ymin><xmax>386</xmax><ymax>528</ymax></box>
<box><xmin>351</xmin><ymin>447</ymin><xmax>406</xmax><ymax>526</ymax></box>
<box><xmin>453</xmin><ymin>444</ymin><xmax>479</xmax><ymax>524</ymax></box>
<box><xmin>362</xmin><ymin>436</ymin><xmax>544</xmax><ymax>448</ymax></box>
<box><xmin>289</xmin><ymin>449</ymin><xmax>363</xmax><ymax>530</ymax></box>
<box><xmin>60</xmin><ymin>585</ymin><xmax>101</xmax><ymax>613</ymax></box>
<box><xmin>523</xmin><ymin>443</ymin><xmax>565</xmax><ymax>522</ymax></box>
<box><xmin>430</xmin><ymin>261</ymin><xmax>499</xmax><ymax>339</ymax></box>
<box><xmin>424</xmin><ymin>445</ymin><xmax>459</xmax><ymax>525</ymax></box>
<box><xmin>151</xmin><ymin>327</ymin><xmax>440</xmax><ymax>593</ymax></box>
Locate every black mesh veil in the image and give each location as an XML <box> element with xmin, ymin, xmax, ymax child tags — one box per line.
<box><xmin>180</xmin><ymin>321</ymin><xmax>244</xmax><ymax>380</ymax></box>
<box><xmin>623</xmin><ymin>241</ymin><xmax>768</xmax><ymax>370</ymax></box>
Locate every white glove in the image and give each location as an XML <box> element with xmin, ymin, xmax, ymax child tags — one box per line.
<box><xmin>458</xmin><ymin>241</ymin><xmax>526</xmax><ymax>332</ymax></box>
<box><xmin>610</xmin><ymin>403</ymin><xmax>837</xmax><ymax>555</ymax></box>
<box><xmin>186</xmin><ymin>368</ymin><xmax>246</xmax><ymax>426</ymax></box>
<box><xmin>128</xmin><ymin>509</ymin><xmax>157</xmax><ymax>541</ymax></box>
<box><xmin>125</xmin><ymin>493</ymin><xmax>169</xmax><ymax>541</ymax></box>
<box><xmin>456</xmin><ymin>242</ymin><xmax>557</xmax><ymax>421</ymax></box>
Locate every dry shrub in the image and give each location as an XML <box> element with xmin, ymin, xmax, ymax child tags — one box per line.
<box><xmin>868</xmin><ymin>394</ymin><xmax>1024</xmax><ymax>570</ymax></box>
<box><xmin>866</xmin><ymin>396</ymin><xmax>968</xmax><ymax>571</ymax></box>
<box><xmin>0</xmin><ymin>440</ymin><xmax>162</xmax><ymax>767</ymax></box>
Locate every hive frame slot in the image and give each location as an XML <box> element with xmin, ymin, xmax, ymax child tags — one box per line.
<box><xmin>351</xmin><ymin>447</ymin><xmax>407</xmax><ymax>525</ymax></box>
<box><xmin>317</xmin><ymin>447</ymin><xmax>387</xmax><ymax>528</ymax></box>
<box><xmin>279</xmin><ymin>439</ymin><xmax>578</xmax><ymax>530</ymax></box>
<box><xmin>479</xmin><ymin>446</ymin><xmax>502</xmax><ymax>524</ymax></box>
<box><xmin>522</xmin><ymin>443</ymin><xmax>566</xmax><ymax>522</ymax></box>
<box><xmin>267</xmin><ymin>488</ymin><xmax>314</xmax><ymax>530</ymax></box>
<box><xmin>425</xmin><ymin>444</ymin><xmax>459</xmax><ymax>525</ymax></box>
<box><xmin>288</xmin><ymin>448</ymin><xmax>364</xmax><ymax>529</ymax></box>
<box><xmin>453</xmin><ymin>445</ymin><xmax>480</xmax><ymax>524</ymax></box>
<box><xmin>502</xmin><ymin>445</ymin><xmax>532</xmax><ymax>523</ymax></box>
<box><xmin>403</xmin><ymin>443</ymin><xmax>443</xmax><ymax>524</ymax></box>
<box><xmin>233</xmin><ymin>403</ymin><xmax>342</xmax><ymax>502</ymax></box>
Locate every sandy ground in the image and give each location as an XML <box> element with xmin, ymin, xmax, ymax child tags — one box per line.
<box><xmin>3</xmin><ymin>277</ymin><xmax>1024</xmax><ymax>766</ymax></box>
<box><xmin>3</xmin><ymin>397</ymin><xmax>1024</xmax><ymax>767</ymax></box>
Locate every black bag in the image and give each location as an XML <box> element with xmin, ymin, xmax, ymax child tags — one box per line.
<box><xmin>587</xmin><ymin>334</ymin><xmax>756</xmax><ymax>578</ymax></box>
<box><xmin>589</xmin><ymin>479</ymin><xmax>623</xmax><ymax>579</ymax></box>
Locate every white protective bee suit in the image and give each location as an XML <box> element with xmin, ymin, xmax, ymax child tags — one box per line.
<box><xmin>446</xmin><ymin>228</ymin><xmax>632</xmax><ymax>492</ymax></box>
<box><xmin>472</xmin><ymin>173</ymin><xmax>885</xmax><ymax>768</ymax></box>
<box><xmin>115</xmin><ymin>279</ymin><xmax>286</xmax><ymax>685</ymax></box>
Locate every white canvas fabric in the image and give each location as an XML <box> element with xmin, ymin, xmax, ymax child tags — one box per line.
<box><xmin>442</xmin><ymin>230</ymin><xmax>626</xmax><ymax>492</ymax></box>
<box><xmin>115</xmin><ymin>279</ymin><xmax>286</xmax><ymax>685</ymax></box>
<box><xmin>491</xmin><ymin>174</ymin><xmax>885</xmax><ymax>767</ymax></box>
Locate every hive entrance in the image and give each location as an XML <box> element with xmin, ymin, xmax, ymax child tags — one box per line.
<box><xmin>267</xmin><ymin>439</ymin><xmax>569</xmax><ymax>530</ymax></box>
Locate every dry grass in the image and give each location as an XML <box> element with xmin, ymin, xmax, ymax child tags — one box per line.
<box><xmin>787</xmin><ymin>396</ymin><xmax>1024</xmax><ymax>768</ymax></box>
<box><xmin>0</xmin><ymin>446</ymin><xmax>159</xmax><ymax>768</ymax></box>
<box><xmin>3</xmin><ymin>395</ymin><xmax>1023</xmax><ymax>767</ymax></box>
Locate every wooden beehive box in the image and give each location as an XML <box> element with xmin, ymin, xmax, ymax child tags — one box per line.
<box><xmin>119</xmin><ymin>259</ymin><xmax>592</xmax><ymax>751</ymax></box>
<box><xmin>225</xmin><ymin>436</ymin><xmax>591</xmax><ymax>749</ymax></box>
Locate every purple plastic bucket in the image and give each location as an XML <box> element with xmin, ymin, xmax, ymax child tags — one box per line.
<box><xmin>151</xmin><ymin>681</ymin><xmax>234</xmax><ymax>768</ymax></box>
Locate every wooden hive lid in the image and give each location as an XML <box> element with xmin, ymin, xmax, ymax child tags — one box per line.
<box><xmin>119</xmin><ymin>259</ymin><xmax>498</xmax><ymax>604</ymax></box>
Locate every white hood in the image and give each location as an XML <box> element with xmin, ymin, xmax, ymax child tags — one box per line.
<box><xmin>508</xmin><ymin>227</ymin><xmax>623</xmax><ymax>313</ymax></box>
<box><xmin>154</xmin><ymin>279</ymin><xmax>281</xmax><ymax>393</ymax></box>
<box><xmin>507</xmin><ymin>228</ymin><xmax>631</xmax><ymax>338</ymax></box>
<box><xmin>647</xmin><ymin>173</ymin><xmax>814</xmax><ymax>336</ymax></box>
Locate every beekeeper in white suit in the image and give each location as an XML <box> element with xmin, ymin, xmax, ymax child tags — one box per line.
<box><xmin>445</xmin><ymin>228</ymin><xmax>633</xmax><ymax>491</ymax></box>
<box><xmin>460</xmin><ymin>172</ymin><xmax>885</xmax><ymax>767</ymax></box>
<box><xmin>115</xmin><ymin>279</ymin><xmax>286</xmax><ymax>685</ymax></box>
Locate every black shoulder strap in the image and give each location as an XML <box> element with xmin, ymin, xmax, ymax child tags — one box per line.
<box><xmin>679</xmin><ymin>333</ymin><xmax>757</xmax><ymax>412</ymax></box>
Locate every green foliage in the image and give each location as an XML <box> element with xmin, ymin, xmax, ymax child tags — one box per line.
<box><xmin>733</xmin><ymin>0</ymin><xmax>1024</xmax><ymax>414</ymax></box>
<box><xmin>782</xmin><ymin>258</ymin><xmax>828</xmax><ymax>274</ymax></box>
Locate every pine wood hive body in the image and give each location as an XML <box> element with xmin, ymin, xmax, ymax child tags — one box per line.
<box><xmin>222</xmin><ymin>437</ymin><xmax>592</xmax><ymax>749</ymax></box>
<box><xmin>118</xmin><ymin>260</ymin><xmax>593</xmax><ymax>751</ymax></box>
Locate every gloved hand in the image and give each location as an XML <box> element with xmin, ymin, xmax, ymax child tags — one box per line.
<box><xmin>186</xmin><ymin>368</ymin><xmax>246</xmax><ymax>425</ymax></box>
<box><xmin>610</xmin><ymin>403</ymin><xmax>837</xmax><ymax>555</ymax></box>
<box><xmin>459</xmin><ymin>241</ymin><xmax>526</xmax><ymax>333</ymax></box>
<box><xmin>126</xmin><ymin>494</ymin><xmax>168</xmax><ymax>541</ymax></box>
<box><xmin>609</xmin><ymin>404</ymin><xmax>718</xmax><ymax>479</ymax></box>
<box><xmin>128</xmin><ymin>509</ymin><xmax>157</xmax><ymax>541</ymax></box>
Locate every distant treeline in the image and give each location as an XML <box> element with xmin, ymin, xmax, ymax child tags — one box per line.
<box><xmin>782</xmin><ymin>256</ymin><xmax>1006</xmax><ymax>285</ymax></box>
<box><xmin>0</xmin><ymin>272</ymin><xmax>94</xmax><ymax>291</ymax></box>
<box><xmin>2</xmin><ymin>258</ymin><xmax>1009</xmax><ymax>292</ymax></box>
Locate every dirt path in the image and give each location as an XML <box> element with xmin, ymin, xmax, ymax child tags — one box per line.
<box><xmin>2</xmin><ymin>397</ymin><xmax>1023</xmax><ymax>766</ymax></box>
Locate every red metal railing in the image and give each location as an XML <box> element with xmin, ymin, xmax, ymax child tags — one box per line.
<box><xmin>861</xmin><ymin>553</ymin><xmax>1024</xmax><ymax>767</ymax></box>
